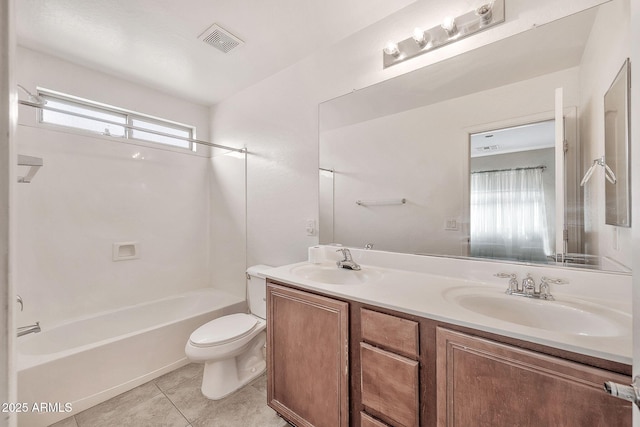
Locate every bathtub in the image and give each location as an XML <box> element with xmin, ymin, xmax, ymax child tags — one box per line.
<box><xmin>17</xmin><ymin>288</ymin><xmax>246</xmax><ymax>427</ymax></box>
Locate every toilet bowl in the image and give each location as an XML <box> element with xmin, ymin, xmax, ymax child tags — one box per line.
<box><xmin>185</xmin><ymin>265</ymin><xmax>271</xmax><ymax>400</ymax></box>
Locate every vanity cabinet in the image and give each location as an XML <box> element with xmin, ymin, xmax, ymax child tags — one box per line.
<box><xmin>267</xmin><ymin>279</ymin><xmax>631</xmax><ymax>427</ymax></box>
<box><xmin>266</xmin><ymin>283</ymin><xmax>349</xmax><ymax>427</ymax></box>
<box><xmin>436</xmin><ymin>328</ymin><xmax>632</xmax><ymax>427</ymax></box>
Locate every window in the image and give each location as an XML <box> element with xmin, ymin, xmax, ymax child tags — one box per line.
<box><xmin>38</xmin><ymin>90</ymin><xmax>196</xmax><ymax>151</ymax></box>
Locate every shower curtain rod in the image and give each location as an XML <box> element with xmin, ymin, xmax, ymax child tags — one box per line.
<box><xmin>471</xmin><ymin>165</ymin><xmax>546</xmax><ymax>174</ymax></box>
<box><xmin>18</xmin><ymin>100</ymin><xmax>246</xmax><ymax>153</ymax></box>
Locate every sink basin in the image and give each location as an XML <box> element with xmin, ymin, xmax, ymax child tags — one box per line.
<box><xmin>290</xmin><ymin>263</ymin><xmax>383</xmax><ymax>285</ymax></box>
<box><xmin>443</xmin><ymin>287</ymin><xmax>630</xmax><ymax>337</ymax></box>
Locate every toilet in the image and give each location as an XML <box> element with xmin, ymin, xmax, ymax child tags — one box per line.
<box><xmin>185</xmin><ymin>265</ymin><xmax>271</xmax><ymax>400</ymax></box>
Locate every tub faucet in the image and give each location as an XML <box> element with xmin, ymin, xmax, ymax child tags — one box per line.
<box><xmin>17</xmin><ymin>322</ymin><xmax>41</xmax><ymax>337</ymax></box>
<box><xmin>336</xmin><ymin>249</ymin><xmax>361</xmax><ymax>271</ymax></box>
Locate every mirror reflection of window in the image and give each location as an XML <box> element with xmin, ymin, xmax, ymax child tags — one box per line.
<box><xmin>469</xmin><ymin>120</ymin><xmax>555</xmax><ymax>262</ymax></box>
<box><xmin>471</xmin><ymin>167</ymin><xmax>550</xmax><ymax>261</ymax></box>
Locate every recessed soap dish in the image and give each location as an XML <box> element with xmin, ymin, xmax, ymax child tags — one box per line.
<box><xmin>113</xmin><ymin>242</ymin><xmax>139</xmax><ymax>261</ymax></box>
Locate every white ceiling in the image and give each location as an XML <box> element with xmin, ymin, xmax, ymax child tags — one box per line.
<box><xmin>16</xmin><ymin>0</ymin><xmax>415</xmax><ymax>106</ymax></box>
<box><xmin>470</xmin><ymin>120</ymin><xmax>556</xmax><ymax>158</ymax></box>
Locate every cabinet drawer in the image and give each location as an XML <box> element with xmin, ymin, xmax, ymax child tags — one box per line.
<box><xmin>361</xmin><ymin>308</ymin><xmax>419</xmax><ymax>358</ymax></box>
<box><xmin>361</xmin><ymin>342</ymin><xmax>419</xmax><ymax>427</ymax></box>
<box><xmin>361</xmin><ymin>412</ymin><xmax>390</xmax><ymax>427</ymax></box>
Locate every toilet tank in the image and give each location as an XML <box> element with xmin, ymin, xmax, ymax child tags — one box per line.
<box><xmin>246</xmin><ymin>265</ymin><xmax>272</xmax><ymax>320</ymax></box>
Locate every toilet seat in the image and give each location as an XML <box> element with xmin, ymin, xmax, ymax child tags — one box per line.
<box><xmin>189</xmin><ymin>313</ymin><xmax>259</xmax><ymax>348</ymax></box>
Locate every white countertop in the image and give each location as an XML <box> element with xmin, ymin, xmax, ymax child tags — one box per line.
<box><xmin>265</xmin><ymin>254</ymin><xmax>632</xmax><ymax>366</ymax></box>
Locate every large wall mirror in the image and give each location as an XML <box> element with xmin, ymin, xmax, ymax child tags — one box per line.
<box><xmin>319</xmin><ymin>0</ymin><xmax>630</xmax><ymax>272</ymax></box>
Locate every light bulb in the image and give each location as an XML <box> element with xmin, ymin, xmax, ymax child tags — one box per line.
<box><xmin>412</xmin><ymin>28</ymin><xmax>426</xmax><ymax>45</ymax></box>
<box><xmin>476</xmin><ymin>3</ymin><xmax>493</xmax><ymax>25</ymax></box>
<box><xmin>383</xmin><ymin>41</ymin><xmax>400</xmax><ymax>57</ymax></box>
<box><xmin>441</xmin><ymin>16</ymin><xmax>457</xmax><ymax>37</ymax></box>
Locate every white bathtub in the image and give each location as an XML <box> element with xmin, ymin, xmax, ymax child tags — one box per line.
<box><xmin>17</xmin><ymin>288</ymin><xmax>246</xmax><ymax>427</ymax></box>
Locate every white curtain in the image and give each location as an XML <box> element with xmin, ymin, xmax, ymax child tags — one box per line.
<box><xmin>470</xmin><ymin>167</ymin><xmax>551</xmax><ymax>261</ymax></box>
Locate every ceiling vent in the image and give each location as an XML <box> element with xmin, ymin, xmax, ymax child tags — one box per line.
<box><xmin>476</xmin><ymin>145</ymin><xmax>500</xmax><ymax>152</ymax></box>
<box><xmin>198</xmin><ymin>24</ymin><xmax>244</xmax><ymax>53</ymax></box>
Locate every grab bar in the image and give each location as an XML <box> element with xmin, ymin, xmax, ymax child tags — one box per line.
<box><xmin>356</xmin><ymin>198</ymin><xmax>406</xmax><ymax>206</ymax></box>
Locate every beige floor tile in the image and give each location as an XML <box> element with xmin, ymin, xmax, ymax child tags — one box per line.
<box><xmin>189</xmin><ymin>385</ymin><xmax>287</xmax><ymax>427</ymax></box>
<box><xmin>155</xmin><ymin>363</ymin><xmax>204</xmax><ymax>392</ymax></box>
<box><xmin>51</xmin><ymin>366</ymin><xmax>280</xmax><ymax>427</ymax></box>
<box><xmin>76</xmin><ymin>381</ymin><xmax>161</xmax><ymax>420</ymax></box>
<box><xmin>49</xmin><ymin>416</ymin><xmax>78</xmax><ymax>427</ymax></box>
<box><xmin>162</xmin><ymin>375</ymin><xmax>212</xmax><ymax>423</ymax></box>
<box><xmin>249</xmin><ymin>373</ymin><xmax>267</xmax><ymax>395</ymax></box>
<box><xmin>74</xmin><ymin>381</ymin><xmax>188</xmax><ymax>427</ymax></box>
<box><xmin>76</xmin><ymin>393</ymin><xmax>188</xmax><ymax>427</ymax></box>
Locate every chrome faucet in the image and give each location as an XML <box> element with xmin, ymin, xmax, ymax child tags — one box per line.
<box><xmin>522</xmin><ymin>274</ymin><xmax>536</xmax><ymax>296</ymax></box>
<box><xmin>495</xmin><ymin>273</ymin><xmax>567</xmax><ymax>301</ymax></box>
<box><xmin>17</xmin><ymin>322</ymin><xmax>41</xmax><ymax>337</ymax></box>
<box><xmin>336</xmin><ymin>248</ymin><xmax>361</xmax><ymax>271</ymax></box>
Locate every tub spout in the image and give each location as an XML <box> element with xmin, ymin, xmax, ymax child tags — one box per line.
<box><xmin>17</xmin><ymin>321</ymin><xmax>40</xmax><ymax>337</ymax></box>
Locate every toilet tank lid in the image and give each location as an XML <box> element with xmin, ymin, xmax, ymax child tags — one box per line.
<box><xmin>246</xmin><ymin>264</ymin><xmax>273</xmax><ymax>278</ymax></box>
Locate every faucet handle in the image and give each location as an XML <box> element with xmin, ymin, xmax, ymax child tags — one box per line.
<box><xmin>539</xmin><ymin>278</ymin><xmax>553</xmax><ymax>300</ymax></box>
<box><xmin>495</xmin><ymin>273</ymin><xmax>519</xmax><ymax>294</ymax></box>
<box><xmin>16</xmin><ymin>295</ymin><xmax>23</xmax><ymax>312</ymax></box>
<box><xmin>540</xmin><ymin>276</ymin><xmax>569</xmax><ymax>286</ymax></box>
<box><xmin>494</xmin><ymin>272</ymin><xmax>516</xmax><ymax>279</ymax></box>
<box><xmin>538</xmin><ymin>276</ymin><xmax>566</xmax><ymax>301</ymax></box>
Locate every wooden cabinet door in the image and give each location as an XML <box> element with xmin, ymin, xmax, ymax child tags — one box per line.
<box><xmin>267</xmin><ymin>283</ymin><xmax>349</xmax><ymax>427</ymax></box>
<box><xmin>436</xmin><ymin>328</ymin><xmax>632</xmax><ymax>427</ymax></box>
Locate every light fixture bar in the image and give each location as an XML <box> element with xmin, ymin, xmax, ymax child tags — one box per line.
<box><xmin>383</xmin><ymin>0</ymin><xmax>505</xmax><ymax>68</ymax></box>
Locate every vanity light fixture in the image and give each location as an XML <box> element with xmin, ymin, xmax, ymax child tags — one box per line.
<box><xmin>383</xmin><ymin>0</ymin><xmax>504</xmax><ymax>68</ymax></box>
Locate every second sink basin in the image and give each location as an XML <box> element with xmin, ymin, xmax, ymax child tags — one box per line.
<box><xmin>290</xmin><ymin>263</ymin><xmax>383</xmax><ymax>285</ymax></box>
<box><xmin>443</xmin><ymin>286</ymin><xmax>630</xmax><ymax>337</ymax></box>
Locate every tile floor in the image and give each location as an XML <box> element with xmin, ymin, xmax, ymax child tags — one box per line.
<box><xmin>50</xmin><ymin>364</ymin><xmax>289</xmax><ymax>427</ymax></box>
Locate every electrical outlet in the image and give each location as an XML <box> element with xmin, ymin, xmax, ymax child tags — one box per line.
<box><xmin>444</xmin><ymin>218</ymin><xmax>458</xmax><ymax>231</ymax></box>
<box><xmin>305</xmin><ymin>219</ymin><xmax>316</xmax><ymax>236</ymax></box>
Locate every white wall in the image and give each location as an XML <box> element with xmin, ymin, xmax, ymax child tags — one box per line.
<box><xmin>579</xmin><ymin>0</ymin><xmax>632</xmax><ymax>268</ymax></box>
<box><xmin>321</xmin><ymin>69</ymin><xmax>577</xmax><ymax>255</ymax></box>
<box><xmin>211</xmin><ymin>0</ymin><xmax>610</xmax><ymax>272</ymax></box>
<box><xmin>1</xmin><ymin>0</ymin><xmax>17</xmax><ymax>425</ymax></box>
<box><xmin>15</xmin><ymin>47</ymin><xmax>216</xmax><ymax>326</ymax></box>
